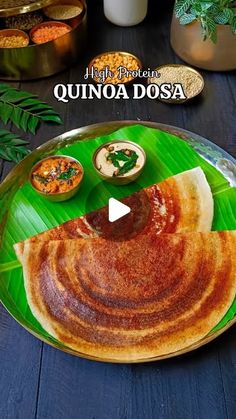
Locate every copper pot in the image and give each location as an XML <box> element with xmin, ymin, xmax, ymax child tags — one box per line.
<box><xmin>171</xmin><ymin>15</ymin><xmax>236</xmax><ymax>71</ymax></box>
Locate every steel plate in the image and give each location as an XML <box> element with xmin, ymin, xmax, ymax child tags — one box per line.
<box><xmin>0</xmin><ymin>120</ymin><xmax>236</xmax><ymax>363</ymax></box>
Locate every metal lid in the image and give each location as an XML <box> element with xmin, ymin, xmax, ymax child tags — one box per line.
<box><xmin>0</xmin><ymin>0</ymin><xmax>57</xmax><ymax>18</ymax></box>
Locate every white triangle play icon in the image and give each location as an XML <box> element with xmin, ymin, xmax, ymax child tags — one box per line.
<box><xmin>108</xmin><ymin>198</ymin><xmax>131</xmax><ymax>223</ymax></box>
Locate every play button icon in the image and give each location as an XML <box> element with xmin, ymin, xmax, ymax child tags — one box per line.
<box><xmin>85</xmin><ymin>185</ymin><xmax>151</xmax><ymax>241</ymax></box>
<box><xmin>108</xmin><ymin>198</ymin><xmax>131</xmax><ymax>223</ymax></box>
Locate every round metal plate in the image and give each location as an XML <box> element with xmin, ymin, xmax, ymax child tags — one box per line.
<box><xmin>0</xmin><ymin>120</ymin><xmax>236</xmax><ymax>363</ymax></box>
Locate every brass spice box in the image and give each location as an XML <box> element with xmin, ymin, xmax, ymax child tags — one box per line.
<box><xmin>0</xmin><ymin>0</ymin><xmax>87</xmax><ymax>80</ymax></box>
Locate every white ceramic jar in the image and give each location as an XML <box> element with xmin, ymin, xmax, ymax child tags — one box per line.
<box><xmin>103</xmin><ymin>0</ymin><xmax>148</xmax><ymax>27</ymax></box>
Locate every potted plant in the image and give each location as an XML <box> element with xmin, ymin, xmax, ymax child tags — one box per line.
<box><xmin>171</xmin><ymin>0</ymin><xmax>236</xmax><ymax>70</ymax></box>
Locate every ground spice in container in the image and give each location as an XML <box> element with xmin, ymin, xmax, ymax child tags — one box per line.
<box><xmin>90</xmin><ymin>52</ymin><xmax>141</xmax><ymax>84</ymax></box>
<box><xmin>44</xmin><ymin>3</ymin><xmax>84</xmax><ymax>20</ymax></box>
<box><xmin>31</xmin><ymin>22</ymin><xmax>71</xmax><ymax>44</ymax></box>
<box><xmin>150</xmin><ymin>65</ymin><xmax>204</xmax><ymax>100</ymax></box>
<box><xmin>5</xmin><ymin>11</ymin><xmax>44</xmax><ymax>31</ymax></box>
<box><xmin>0</xmin><ymin>30</ymin><xmax>29</xmax><ymax>48</ymax></box>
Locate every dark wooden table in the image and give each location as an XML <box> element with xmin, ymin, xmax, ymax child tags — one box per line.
<box><xmin>1</xmin><ymin>1</ymin><xmax>236</xmax><ymax>418</ymax></box>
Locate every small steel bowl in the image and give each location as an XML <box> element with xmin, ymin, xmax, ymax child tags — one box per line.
<box><xmin>30</xmin><ymin>155</ymin><xmax>84</xmax><ymax>202</ymax></box>
<box><xmin>147</xmin><ymin>63</ymin><xmax>204</xmax><ymax>104</ymax></box>
<box><xmin>93</xmin><ymin>140</ymin><xmax>146</xmax><ymax>185</ymax></box>
<box><xmin>30</xmin><ymin>21</ymin><xmax>72</xmax><ymax>44</ymax></box>
<box><xmin>88</xmin><ymin>51</ymin><xmax>143</xmax><ymax>85</ymax></box>
<box><xmin>0</xmin><ymin>29</ymin><xmax>29</xmax><ymax>48</ymax></box>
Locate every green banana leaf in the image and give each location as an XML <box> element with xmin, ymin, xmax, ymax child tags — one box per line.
<box><xmin>0</xmin><ymin>124</ymin><xmax>235</xmax><ymax>350</ymax></box>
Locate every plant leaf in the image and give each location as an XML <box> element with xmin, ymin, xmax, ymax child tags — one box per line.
<box><xmin>223</xmin><ymin>7</ymin><xmax>234</xmax><ymax>22</ymax></box>
<box><xmin>179</xmin><ymin>12</ymin><xmax>196</xmax><ymax>24</ymax></box>
<box><xmin>214</xmin><ymin>9</ymin><xmax>231</xmax><ymax>24</ymax></box>
<box><xmin>178</xmin><ymin>1</ymin><xmax>236</xmax><ymax>41</ymax></box>
<box><xmin>0</xmin><ymin>102</ymin><xmax>12</xmax><ymax>125</ymax></box>
<box><xmin>231</xmin><ymin>17</ymin><xmax>236</xmax><ymax>34</ymax></box>
<box><xmin>201</xmin><ymin>15</ymin><xmax>217</xmax><ymax>43</ymax></box>
<box><xmin>174</xmin><ymin>0</ymin><xmax>192</xmax><ymax>18</ymax></box>
<box><xmin>0</xmin><ymin>83</ymin><xmax>63</xmax><ymax>134</ymax></box>
<box><xmin>28</xmin><ymin>116</ymin><xmax>39</xmax><ymax>135</ymax></box>
<box><xmin>0</xmin><ymin>129</ymin><xmax>30</xmax><ymax>162</ymax></box>
<box><xmin>201</xmin><ymin>2</ymin><xmax>214</xmax><ymax>12</ymax></box>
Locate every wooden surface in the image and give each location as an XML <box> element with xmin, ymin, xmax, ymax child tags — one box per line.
<box><xmin>1</xmin><ymin>1</ymin><xmax>236</xmax><ymax>418</ymax></box>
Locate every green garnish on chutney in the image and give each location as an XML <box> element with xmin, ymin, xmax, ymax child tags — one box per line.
<box><xmin>107</xmin><ymin>149</ymin><xmax>138</xmax><ymax>176</ymax></box>
<box><xmin>34</xmin><ymin>168</ymin><xmax>77</xmax><ymax>184</ymax></box>
<box><xmin>58</xmin><ymin>168</ymin><xmax>77</xmax><ymax>180</ymax></box>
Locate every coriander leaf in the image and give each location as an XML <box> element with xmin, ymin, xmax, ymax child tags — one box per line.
<box><xmin>107</xmin><ymin>150</ymin><xmax>130</xmax><ymax>163</ymax></box>
<box><xmin>107</xmin><ymin>149</ymin><xmax>139</xmax><ymax>176</ymax></box>
<box><xmin>117</xmin><ymin>155</ymin><xmax>139</xmax><ymax>176</ymax></box>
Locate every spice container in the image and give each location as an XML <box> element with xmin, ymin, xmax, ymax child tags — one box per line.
<box><xmin>0</xmin><ymin>0</ymin><xmax>87</xmax><ymax>80</ymax></box>
<box><xmin>148</xmin><ymin>64</ymin><xmax>204</xmax><ymax>104</ymax></box>
<box><xmin>30</xmin><ymin>21</ymin><xmax>71</xmax><ymax>44</ymax></box>
<box><xmin>88</xmin><ymin>51</ymin><xmax>142</xmax><ymax>85</ymax></box>
<box><xmin>0</xmin><ymin>29</ymin><xmax>29</xmax><ymax>48</ymax></box>
<box><xmin>44</xmin><ymin>1</ymin><xmax>84</xmax><ymax>20</ymax></box>
<box><xmin>5</xmin><ymin>11</ymin><xmax>44</xmax><ymax>31</ymax></box>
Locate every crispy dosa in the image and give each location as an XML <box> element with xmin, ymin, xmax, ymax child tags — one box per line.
<box><xmin>15</xmin><ymin>231</ymin><xmax>236</xmax><ymax>361</ymax></box>
<box><xmin>15</xmin><ymin>167</ymin><xmax>213</xmax><ymax>262</ymax></box>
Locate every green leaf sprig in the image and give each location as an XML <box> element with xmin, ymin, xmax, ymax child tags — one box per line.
<box><xmin>0</xmin><ymin>83</ymin><xmax>62</xmax><ymax>134</ymax></box>
<box><xmin>0</xmin><ymin>129</ymin><xmax>30</xmax><ymax>163</ymax></box>
<box><xmin>107</xmin><ymin>149</ymin><xmax>139</xmax><ymax>176</ymax></box>
<box><xmin>0</xmin><ymin>83</ymin><xmax>63</xmax><ymax>164</ymax></box>
<box><xmin>174</xmin><ymin>0</ymin><xmax>236</xmax><ymax>43</ymax></box>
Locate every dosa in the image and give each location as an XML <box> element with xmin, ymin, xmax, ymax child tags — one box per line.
<box><xmin>15</xmin><ymin>167</ymin><xmax>214</xmax><ymax>261</ymax></box>
<box><xmin>14</xmin><ymin>231</ymin><xmax>236</xmax><ymax>361</ymax></box>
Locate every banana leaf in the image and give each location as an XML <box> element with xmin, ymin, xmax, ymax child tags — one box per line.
<box><xmin>0</xmin><ymin>124</ymin><xmax>235</xmax><ymax>350</ymax></box>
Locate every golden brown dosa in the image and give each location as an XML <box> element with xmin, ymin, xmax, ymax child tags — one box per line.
<box><xmin>15</xmin><ymin>167</ymin><xmax>213</xmax><ymax>262</ymax></box>
<box><xmin>15</xmin><ymin>231</ymin><xmax>236</xmax><ymax>361</ymax></box>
